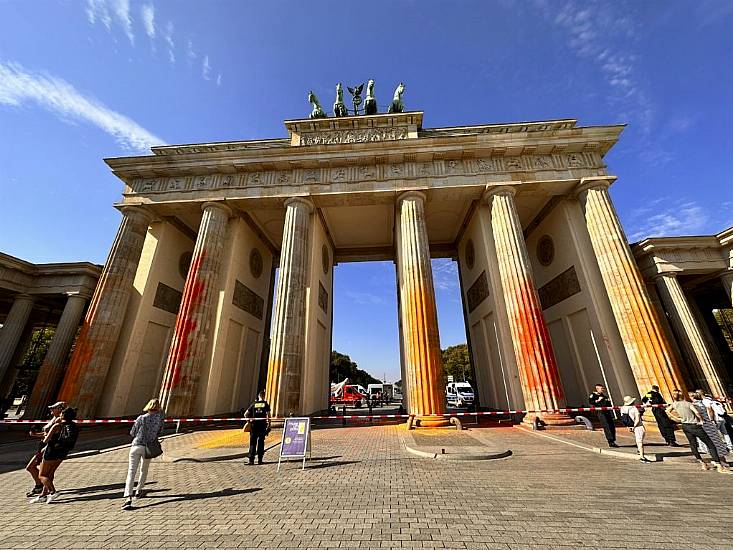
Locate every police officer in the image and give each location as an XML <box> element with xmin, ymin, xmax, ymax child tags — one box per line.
<box><xmin>589</xmin><ymin>384</ymin><xmax>618</xmax><ymax>447</ymax></box>
<box><xmin>641</xmin><ymin>385</ymin><xmax>680</xmax><ymax>446</ymax></box>
<box><xmin>244</xmin><ymin>391</ymin><xmax>271</xmax><ymax>465</ymax></box>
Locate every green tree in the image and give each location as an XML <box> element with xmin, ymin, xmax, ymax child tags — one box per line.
<box><xmin>330</xmin><ymin>351</ymin><xmax>380</xmax><ymax>388</ymax></box>
<box><xmin>441</xmin><ymin>343</ymin><xmax>471</xmax><ymax>383</ymax></box>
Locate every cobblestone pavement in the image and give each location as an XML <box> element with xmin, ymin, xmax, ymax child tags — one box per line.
<box><xmin>1</xmin><ymin>423</ymin><xmax>731</xmax><ymax>549</ymax></box>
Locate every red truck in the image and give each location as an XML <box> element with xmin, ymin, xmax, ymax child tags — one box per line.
<box><xmin>330</xmin><ymin>380</ymin><xmax>367</xmax><ymax>408</ymax></box>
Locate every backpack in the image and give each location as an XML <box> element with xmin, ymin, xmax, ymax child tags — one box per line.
<box><xmin>619</xmin><ymin>413</ymin><xmax>634</xmax><ymax>427</ymax></box>
<box><xmin>57</xmin><ymin>423</ymin><xmax>79</xmax><ymax>452</ymax></box>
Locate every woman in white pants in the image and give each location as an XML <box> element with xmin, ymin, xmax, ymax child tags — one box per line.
<box><xmin>123</xmin><ymin>399</ymin><xmax>164</xmax><ymax>510</ymax></box>
<box><xmin>620</xmin><ymin>396</ymin><xmax>651</xmax><ymax>463</ymax></box>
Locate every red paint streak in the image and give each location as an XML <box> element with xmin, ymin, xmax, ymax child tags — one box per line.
<box><xmin>57</xmin><ymin>321</ymin><xmax>93</xmax><ymax>402</ymax></box>
<box><xmin>163</xmin><ymin>250</ymin><xmax>207</xmax><ymax>391</ymax></box>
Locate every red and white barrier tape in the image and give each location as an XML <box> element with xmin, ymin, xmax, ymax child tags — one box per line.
<box><xmin>0</xmin><ymin>404</ymin><xmax>670</xmax><ymax>425</ymax></box>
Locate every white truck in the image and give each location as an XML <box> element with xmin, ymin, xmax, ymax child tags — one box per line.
<box><xmin>367</xmin><ymin>383</ymin><xmax>394</xmax><ymax>404</ymax></box>
<box><xmin>446</xmin><ymin>382</ymin><xmax>475</xmax><ymax>408</ymax></box>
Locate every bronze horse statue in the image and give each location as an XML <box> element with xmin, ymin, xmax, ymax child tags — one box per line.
<box><xmin>387</xmin><ymin>82</ymin><xmax>405</xmax><ymax>113</ymax></box>
<box><xmin>308</xmin><ymin>91</ymin><xmax>327</xmax><ymax>119</ymax></box>
<box><xmin>333</xmin><ymin>83</ymin><xmax>348</xmax><ymax>117</ymax></box>
<box><xmin>364</xmin><ymin>79</ymin><xmax>377</xmax><ymax>115</ymax></box>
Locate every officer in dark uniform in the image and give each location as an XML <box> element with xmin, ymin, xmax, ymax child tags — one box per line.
<box><xmin>244</xmin><ymin>391</ymin><xmax>271</xmax><ymax>465</ymax></box>
<box><xmin>642</xmin><ymin>385</ymin><xmax>680</xmax><ymax>446</ymax></box>
<box><xmin>589</xmin><ymin>384</ymin><xmax>618</xmax><ymax>447</ymax></box>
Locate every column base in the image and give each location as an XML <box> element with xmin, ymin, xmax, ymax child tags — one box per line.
<box><xmin>414</xmin><ymin>415</ymin><xmax>451</xmax><ymax>428</ymax></box>
<box><xmin>522</xmin><ymin>412</ymin><xmax>577</xmax><ymax>428</ymax></box>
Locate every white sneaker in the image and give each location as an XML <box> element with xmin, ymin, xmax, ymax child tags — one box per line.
<box><xmin>45</xmin><ymin>492</ymin><xmax>59</xmax><ymax>504</ymax></box>
<box><xmin>29</xmin><ymin>495</ymin><xmax>47</xmax><ymax>503</ymax></box>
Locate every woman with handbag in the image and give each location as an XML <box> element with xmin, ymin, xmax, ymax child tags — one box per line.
<box><xmin>122</xmin><ymin>398</ymin><xmax>164</xmax><ymax>510</ymax></box>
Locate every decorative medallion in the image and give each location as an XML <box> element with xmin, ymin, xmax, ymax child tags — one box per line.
<box><xmin>178</xmin><ymin>252</ymin><xmax>193</xmax><ymax>279</ymax></box>
<box><xmin>465</xmin><ymin>239</ymin><xmax>475</xmax><ymax>270</ymax></box>
<box><xmin>322</xmin><ymin>244</ymin><xmax>330</xmax><ymax>274</ymax></box>
<box><xmin>250</xmin><ymin>248</ymin><xmax>263</xmax><ymax>279</ymax></box>
<box><xmin>537</xmin><ymin>235</ymin><xmax>555</xmax><ymax>267</ymax></box>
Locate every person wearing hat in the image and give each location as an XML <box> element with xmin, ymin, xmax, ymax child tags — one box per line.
<box><xmin>24</xmin><ymin>401</ymin><xmax>66</xmax><ymax>497</ymax></box>
<box><xmin>31</xmin><ymin>407</ymin><xmax>79</xmax><ymax>503</ymax></box>
<box><xmin>641</xmin><ymin>385</ymin><xmax>679</xmax><ymax>446</ymax></box>
<box><xmin>620</xmin><ymin>396</ymin><xmax>651</xmax><ymax>463</ymax></box>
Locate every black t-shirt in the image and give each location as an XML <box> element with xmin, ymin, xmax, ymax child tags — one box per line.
<box><xmin>642</xmin><ymin>390</ymin><xmax>666</xmax><ymax>406</ymax></box>
<box><xmin>43</xmin><ymin>422</ymin><xmax>79</xmax><ymax>460</ymax></box>
<box><xmin>246</xmin><ymin>400</ymin><xmax>270</xmax><ymax>421</ymax></box>
<box><xmin>589</xmin><ymin>391</ymin><xmax>611</xmax><ymax>408</ymax></box>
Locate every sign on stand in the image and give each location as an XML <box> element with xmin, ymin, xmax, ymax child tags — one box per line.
<box><xmin>278</xmin><ymin>417</ymin><xmax>311</xmax><ymax>471</ymax></box>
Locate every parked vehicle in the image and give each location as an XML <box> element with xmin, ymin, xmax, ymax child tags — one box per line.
<box><xmin>330</xmin><ymin>379</ymin><xmax>367</xmax><ymax>408</ymax></box>
<box><xmin>393</xmin><ymin>387</ymin><xmax>403</xmax><ymax>402</ymax></box>
<box><xmin>367</xmin><ymin>383</ymin><xmax>394</xmax><ymax>404</ymax></box>
<box><xmin>446</xmin><ymin>382</ymin><xmax>474</xmax><ymax>408</ymax></box>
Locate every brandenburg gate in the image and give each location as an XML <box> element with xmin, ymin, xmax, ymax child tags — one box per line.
<box><xmin>52</xmin><ymin>97</ymin><xmax>727</xmax><ymax>424</ymax></box>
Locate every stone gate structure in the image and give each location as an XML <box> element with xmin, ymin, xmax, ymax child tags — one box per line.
<box><xmin>44</xmin><ymin>111</ymin><xmax>732</xmax><ymax>422</ymax></box>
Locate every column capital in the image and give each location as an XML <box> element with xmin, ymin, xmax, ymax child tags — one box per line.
<box><xmin>118</xmin><ymin>204</ymin><xmax>155</xmax><ymax>225</ymax></box>
<box><xmin>64</xmin><ymin>290</ymin><xmax>92</xmax><ymax>301</ymax></box>
<box><xmin>652</xmin><ymin>271</ymin><xmax>679</xmax><ymax>281</ymax></box>
<box><xmin>396</xmin><ymin>190</ymin><xmax>427</xmax><ymax>206</ymax></box>
<box><xmin>483</xmin><ymin>184</ymin><xmax>518</xmax><ymax>203</ymax></box>
<box><xmin>201</xmin><ymin>201</ymin><xmax>233</xmax><ymax>217</ymax></box>
<box><xmin>283</xmin><ymin>196</ymin><xmax>315</xmax><ymax>214</ymax></box>
<box><xmin>574</xmin><ymin>176</ymin><xmax>617</xmax><ymax>198</ymax></box>
<box><xmin>14</xmin><ymin>293</ymin><xmax>35</xmax><ymax>302</ymax></box>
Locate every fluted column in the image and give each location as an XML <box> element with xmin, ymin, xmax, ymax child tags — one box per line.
<box><xmin>655</xmin><ymin>273</ymin><xmax>725</xmax><ymax>397</ymax></box>
<box><xmin>0</xmin><ymin>294</ymin><xmax>35</xmax><ymax>384</ymax></box>
<box><xmin>265</xmin><ymin>197</ymin><xmax>313</xmax><ymax>417</ymax></box>
<box><xmin>721</xmin><ymin>270</ymin><xmax>733</xmax><ymax>306</ymax></box>
<box><xmin>396</xmin><ymin>191</ymin><xmax>447</xmax><ymax>426</ymax></box>
<box><xmin>485</xmin><ymin>186</ymin><xmax>572</xmax><ymax>425</ymax></box>
<box><xmin>159</xmin><ymin>202</ymin><xmax>232</xmax><ymax>416</ymax></box>
<box><xmin>576</xmin><ymin>177</ymin><xmax>686</xmax><ymax>398</ymax></box>
<box><xmin>57</xmin><ymin>206</ymin><xmax>153</xmax><ymax>418</ymax></box>
<box><xmin>25</xmin><ymin>293</ymin><xmax>88</xmax><ymax>418</ymax></box>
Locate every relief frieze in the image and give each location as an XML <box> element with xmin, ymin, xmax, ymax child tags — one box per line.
<box><xmin>466</xmin><ymin>271</ymin><xmax>490</xmax><ymax>313</ymax></box>
<box><xmin>538</xmin><ymin>266</ymin><xmax>581</xmax><ymax>310</ymax></box>
<box><xmin>299</xmin><ymin>126</ymin><xmax>409</xmax><ymax>146</ymax></box>
<box><xmin>130</xmin><ymin>151</ymin><xmax>603</xmax><ymax>194</ymax></box>
<box><xmin>232</xmin><ymin>279</ymin><xmax>264</xmax><ymax>320</ymax></box>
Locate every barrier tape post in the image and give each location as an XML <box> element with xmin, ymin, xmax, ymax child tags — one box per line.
<box><xmin>175</xmin><ymin>420</ymin><xmax>181</xmax><ymax>434</ymax></box>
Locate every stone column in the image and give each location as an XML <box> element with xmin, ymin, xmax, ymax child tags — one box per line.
<box><xmin>265</xmin><ymin>197</ymin><xmax>313</xmax><ymax>417</ymax></box>
<box><xmin>159</xmin><ymin>202</ymin><xmax>232</xmax><ymax>417</ymax></box>
<box><xmin>485</xmin><ymin>186</ymin><xmax>573</xmax><ymax>425</ymax></box>
<box><xmin>0</xmin><ymin>294</ymin><xmax>35</xmax><ymax>385</ymax></box>
<box><xmin>576</xmin><ymin>177</ymin><xmax>686</xmax><ymax>398</ymax></box>
<box><xmin>57</xmin><ymin>206</ymin><xmax>153</xmax><ymax>418</ymax></box>
<box><xmin>721</xmin><ymin>270</ymin><xmax>733</xmax><ymax>305</ymax></box>
<box><xmin>654</xmin><ymin>273</ymin><xmax>726</xmax><ymax>397</ymax></box>
<box><xmin>396</xmin><ymin>191</ymin><xmax>447</xmax><ymax>426</ymax></box>
<box><xmin>25</xmin><ymin>293</ymin><xmax>89</xmax><ymax>418</ymax></box>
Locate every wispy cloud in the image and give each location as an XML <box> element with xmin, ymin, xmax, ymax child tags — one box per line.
<box><xmin>163</xmin><ymin>21</ymin><xmax>175</xmax><ymax>63</ymax></box>
<box><xmin>186</xmin><ymin>39</ymin><xmax>197</xmax><ymax>62</ymax></box>
<box><xmin>345</xmin><ymin>291</ymin><xmax>386</xmax><ymax>305</ymax></box>
<box><xmin>202</xmin><ymin>55</ymin><xmax>211</xmax><ymax>80</ymax></box>
<box><xmin>83</xmin><ymin>2</ymin><xmax>223</xmax><ymax>86</ymax></box>
<box><xmin>0</xmin><ymin>61</ymin><xmax>164</xmax><ymax>152</ymax></box>
<box><xmin>624</xmin><ymin>197</ymin><xmax>733</xmax><ymax>241</ymax></box>
<box><xmin>431</xmin><ymin>259</ymin><xmax>459</xmax><ymax>291</ymax></box>
<box><xmin>140</xmin><ymin>3</ymin><xmax>155</xmax><ymax>39</ymax></box>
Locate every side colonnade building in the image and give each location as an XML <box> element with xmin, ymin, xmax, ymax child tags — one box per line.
<box><xmin>7</xmin><ymin>110</ymin><xmax>727</xmax><ymax>423</ymax></box>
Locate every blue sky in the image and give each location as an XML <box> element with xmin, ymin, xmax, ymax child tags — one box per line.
<box><xmin>1</xmin><ymin>1</ymin><xmax>732</xmax><ymax>382</ymax></box>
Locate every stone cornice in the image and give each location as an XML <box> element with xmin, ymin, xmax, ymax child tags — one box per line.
<box><xmin>0</xmin><ymin>252</ymin><xmax>102</xmax><ymax>278</ymax></box>
<box><xmin>104</xmin><ymin>121</ymin><xmax>624</xmax><ymax>180</ymax></box>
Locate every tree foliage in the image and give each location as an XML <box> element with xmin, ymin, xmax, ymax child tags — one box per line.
<box><xmin>441</xmin><ymin>343</ymin><xmax>471</xmax><ymax>382</ymax></box>
<box><xmin>330</xmin><ymin>351</ymin><xmax>380</xmax><ymax>387</ymax></box>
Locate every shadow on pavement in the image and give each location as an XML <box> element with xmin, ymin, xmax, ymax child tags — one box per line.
<box><xmin>61</xmin><ymin>487</ymin><xmax>170</xmax><ymax>503</ymax></box>
<box><xmin>308</xmin><ymin>460</ymin><xmax>360</xmax><ymax>470</ymax></box>
<box><xmin>133</xmin><ymin>487</ymin><xmax>260</xmax><ymax>509</ymax></box>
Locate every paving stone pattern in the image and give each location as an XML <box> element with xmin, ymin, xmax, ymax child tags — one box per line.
<box><xmin>1</xmin><ymin>424</ymin><xmax>731</xmax><ymax>549</ymax></box>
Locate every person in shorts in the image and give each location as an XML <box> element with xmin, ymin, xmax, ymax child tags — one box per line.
<box><xmin>25</xmin><ymin>401</ymin><xmax>65</xmax><ymax>497</ymax></box>
<box><xmin>30</xmin><ymin>407</ymin><xmax>79</xmax><ymax>503</ymax></box>
<box><xmin>620</xmin><ymin>396</ymin><xmax>651</xmax><ymax>463</ymax></box>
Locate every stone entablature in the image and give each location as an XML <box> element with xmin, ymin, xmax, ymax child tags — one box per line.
<box><xmin>633</xmin><ymin>230</ymin><xmax>733</xmax><ymax>278</ymax></box>
<box><xmin>0</xmin><ymin>252</ymin><xmax>100</xmax><ymax>297</ymax></box>
<box><xmin>124</xmin><ymin>150</ymin><xmax>607</xmax><ymax>198</ymax></box>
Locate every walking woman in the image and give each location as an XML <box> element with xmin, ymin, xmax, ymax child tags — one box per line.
<box><xmin>30</xmin><ymin>407</ymin><xmax>79</xmax><ymax>503</ymax></box>
<box><xmin>25</xmin><ymin>401</ymin><xmax>65</xmax><ymax>497</ymax></box>
<box><xmin>122</xmin><ymin>398</ymin><xmax>165</xmax><ymax>510</ymax></box>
